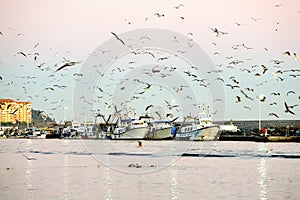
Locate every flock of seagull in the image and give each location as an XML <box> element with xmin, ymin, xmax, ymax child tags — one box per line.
<box><xmin>0</xmin><ymin>2</ymin><xmax>299</xmax><ymax>121</ymax></box>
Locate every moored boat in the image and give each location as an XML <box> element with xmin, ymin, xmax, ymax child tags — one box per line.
<box><xmin>146</xmin><ymin>120</ymin><xmax>176</xmax><ymax>140</ymax></box>
<box><xmin>176</xmin><ymin>107</ymin><xmax>220</xmax><ymax>141</ymax></box>
<box><xmin>108</xmin><ymin>118</ymin><xmax>149</xmax><ymax>140</ymax></box>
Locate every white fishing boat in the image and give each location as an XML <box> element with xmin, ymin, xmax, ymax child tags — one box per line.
<box><xmin>146</xmin><ymin>120</ymin><xmax>176</xmax><ymax>140</ymax></box>
<box><xmin>176</xmin><ymin>107</ymin><xmax>220</xmax><ymax>141</ymax></box>
<box><xmin>71</xmin><ymin>121</ymin><xmax>98</xmax><ymax>139</ymax></box>
<box><xmin>109</xmin><ymin>118</ymin><xmax>149</xmax><ymax>140</ymax></box>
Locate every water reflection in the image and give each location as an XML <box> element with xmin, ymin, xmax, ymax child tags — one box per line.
<box><xmin>257</xmin><ymin>143</ymin><xmax>268</xmax><ymax>200</ymax></box>
<box><xmin>104</xmin><ymin>167</ymin><xmax>112</xmax><ymax>200</ymax></box>
<box><xmin>170</xmin><ymin>160</ymin><xmax>178</xmax><ymax>200</ymax></box>
<box><xmin>25</xmin><ymin>139</ymin><xmax>33</xmax><ymax>199</ymax></box>
<box><xmin>63</xmin><ymin>140</ymin><xmax>69</xmax><ymax>200</ymax></box>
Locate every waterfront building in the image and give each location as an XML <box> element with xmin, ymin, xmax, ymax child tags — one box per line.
<box><xmin>0</xmin><ymin>99</ymin><xmax>32</xmax><ymax>124</ymax></box>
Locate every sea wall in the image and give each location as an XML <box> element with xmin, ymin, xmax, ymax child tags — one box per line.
<box><xmin>215</xmin><ymin>120</ymin><xmax>300</xmax><ymax>131</ymax></box>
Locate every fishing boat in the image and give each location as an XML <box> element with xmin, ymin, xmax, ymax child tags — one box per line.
<box><xmin>176</xmin><ymin>107</ymin><xmax>220</xmax><ymax>141</ymax></box>
<box><xmin>108</xmin><ymin>117</ymin><xmax>149</xmax><ymax>140</ymax></box>
<box><xmin>80</xmin><ymin>121</ymin><xmax>99</xmax><ymax>139</ymax></box>
<box><xmin>146</xmin><ymin>119</ymin><xmax>176</xmax><ymax>140</ymax></box>
<box><xmin>71</xmin><ymin>121</ymin><xmax>98</xmax><ymax>139</ymax></box>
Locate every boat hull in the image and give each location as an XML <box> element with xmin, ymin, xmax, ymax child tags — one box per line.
<box><xmin>147</xmin><ymin>127</ymin><xmax>174</xmax><ymax>140</ymax></box>
<box><xmin>110</xmin><ymin>127</ymin><xmax>149</xmax><ymax>140</ymax></box>
<box><xmin>176</xmin><ymin>126</ymin><xmax>220</xmax><ymax>141</ymax></box>
<box><xmin>190</xmin><ymin>126</ymin><xmax>220</xmax><ymax>141</ymax></box>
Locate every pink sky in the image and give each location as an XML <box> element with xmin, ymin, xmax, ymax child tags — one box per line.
<box><xmin>0</xmin><ymin>0</ymin><xmax>299</xmax><ymax>121</ymax></box>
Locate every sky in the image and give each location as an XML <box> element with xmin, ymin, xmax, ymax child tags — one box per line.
<box><xmin>0</xmin><ymin>0</ymin><xmax>299</xmax><ymax>123</ymax></box>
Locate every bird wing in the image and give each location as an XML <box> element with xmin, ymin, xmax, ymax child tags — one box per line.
<box><xmin>111</xmin><ymin>32</ymin><xmax>125</xmax><ymax>45</ymax></box>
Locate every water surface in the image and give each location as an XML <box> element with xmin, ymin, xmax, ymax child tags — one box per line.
<box><xmin>1</xmin><ymin>139</ymin><xmax>299</xmax><ymax>199</ymax></box>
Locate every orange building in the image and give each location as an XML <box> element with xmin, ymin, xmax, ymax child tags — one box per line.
<box><xmin>0</xmin><ymin>99</ymin><xmax>32</xmax><ymax>124</ymax></box>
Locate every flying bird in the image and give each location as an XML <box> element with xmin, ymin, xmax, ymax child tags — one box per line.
<box><xmin>226</xmin><ymin>84</ymin><xmax>240</xmax><ymax>90</ymax></box>
<box><xmin>294</xmin><ymin>52</ymin><xmax>300</xmax><ymax>60</ymax></box>
<box><xmin>174</xmin><ymin>4</ymin><xmax>184</xmax><ymax>9</ymax></box>
<box><xmin>17</xmin><ymin>51</ymin><xmax>27</xmax><ymax>57</ymax></box>
<box><xmin>154</xmin><ymin>13</ymin><xmax>165</xmax><ymax>17</ymax></box>
<box><xmin>215</xmin><ymin>77</ymin><xmax>225</xmax><ymax>83</ymax></box>
<box><xmin>251</xmin><ymin>17</ymin><xmax>261</xmax><ymax>22</ymax></box>
<box><xmin>288</xmin><ymin>104</ymin><xmax>298</xmax><ymax>109</ymax></box>
<box><xmin>269</xmin><ymin>113</ymin><xmax>279</xmax><ymax>118</ymax></box>
<box><xmin>209</xmin><ymin>27</ymin><xmax>228</xmax><ymax>37</ymax></box>
<box><xmin>271</xmin><ymin>92</ymin><xmax>280</xmax><ymax>96</ymax></box>
<box><xmin>244</xmin><ymin>106</ymin><xmax>252</xmax><ymax>111</ymax></box>
<box><xmin>55</xmin><ymin>61</ymin><xmax>81</xmax><ymax>72</ymax></box>
<box><xmin>260</xmin><ymin>96</ymin><xmax>266</xmax><ymax>102</ymax></box>
<box><xmin>22</xmin><ymin>154</ymin><xmax>36</xmax><ymax>161</ymax></box>
<box><xmin>145</xmin><ymin>105</ymin><xmax>153</xmax><ymax>111</ymax></box>
<box><xmin>234</xmin><ymin>22</ymin><xmax>244</xmax><ymax>26</ymax></box>
<box><xmin>262</xmin><ymin>65</ymin><xmax>268</xmax><ymax>74</ymax></box>
<box><xmin>284</xmin><ymin>102</ymin><xmax>295</xmax><ymax>115</ymax></box>
<box><xmin>166</xmin><ymin>113</ymin><xmax>174</xmax><ymax>118</ymax></box>
<box><xmin>111</xmin><ymin>32</ymin><xmax>125</xmax><ymax>45</ymax></box>
<box><xmin>240</xmin><ymin>90</ymin><xmax>254</xmax><ymax>100</ymax></box>
<box><xmin>236</xmin><ymin>96</ymin><xmax>241</xmax><ymax>103</ymax></box>
<box><xmin>286</xmin><ymin>90</ymin><xmax>296</xmax><ymax>96</ymax></box>
<box><xmin>11</xmin><ymin>108</ymin><xmax>18</xmax><ymax>115</ymax></box>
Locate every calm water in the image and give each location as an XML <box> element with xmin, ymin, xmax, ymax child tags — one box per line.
<box><xmin>1</xmin><ymin>139</ymin><xmax>300</xmax><ymax>200</ymax></box>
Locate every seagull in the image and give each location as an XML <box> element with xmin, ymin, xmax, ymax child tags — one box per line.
<box><xmin>157</xmin><ymin>56</ymin><xmax>168</xmax><ymax>61</ymax></box>
<box><xmin>11</xmin><ymin>108</ymin><xmax>18</xmax><ymax>115</ymax></box>
<box><xmin>174</xmin><ymin>4</ymin><xmax>184</xmax><ymax>9</ymax></box>
<box><xmin>234</xmin><ymin>22</ymin><xmax>244</xmax><ymax>26</ymax></box>
<box><xmin>269</xmin><ymin>113</ymin><xmax>279</xmax><ymax>118</ymax></box>
<box><xmin>151</xmin><ymin>66</ymin><xmax>160</xmax><ymax>73</ymax></box>
<box><xmin>284</xmin><ymin>102</ymin><xmax>295</xmax><ymax>115</ymax></box>
<box><xmin>294</xmin><ymin>52</ymin><xmax>300</xmax><ymax>60</ymax></box>
<box><xmin>55</xmin><ymin>61</ymin><xmax>81</xmax><ymax>72</ymax></box>
<box><xmin>262</xmin><ymin>65</ymin><xmax>268</xmax><ymax>74</ymax></box>
<box><xmin>145</xmin><ymin>105</ymin><xmax>153</xmax><ymax>111</ymax></box>
<box><xmin>17</xmin><ymin>51</ymin><xmax>27</xmax><ymax>57</ymax></box>
<box><xmin>154</xmin><ymin>13</ymin><xmax>165</xmax><ymax>17</ymax></box>
<box><xmin>271</xmin><ymin>92</ymin><xmax>280</xmax><ymax>96</ymax></box>
<box><xmin>240</xmin><ymin>90</ymin><xmax>254</xmax><ymax>100</ymax></box>
<box><xmin>111</xmin><ymin>32</ymin><xmax>125</xmax><ymax>45</ymax></box>
<box><xmin>245</xmin><ymin>87</ymin><xmax>254</xmax><ymax>92</ymax></box>
<box><xmin>226</xmin><ymin>84</ymin><xmax>240</xmax><ymax>90</ymax></box>
<box><xmin>144</xmin><ymin>83</ymin><xmax>151</xmax><ymax>90</ymax></box>
<box><xmin>166</xmin><ymin>113</ymin><xmax>174</xmax><ymax>118</ymax></box>
<box><xmin>22</xmin><ymin>154</ymin><xmax>36</xmax><ymax>160</ymax></box>
<box><xmin>286</xmin><ymin>90</ymin><xmax>296</xmax><ymax>96</ymax></box>
<box><xmin>288</xmin><ymin>104</ymin><xmax>298</xmax><ymax>109</ymax></box>
<box><xmin>142</xmin><ymin>51</ymin><xmax>155</xmax><ymax>58</ymax></box>
<box><xmin>260</xmin><ymin>96</ymin><xmax>266</xmax><ymax>102</ymax></box>
<box><xmin>45</xmin><ymin>87</ymin><xmax>54</xmax><ymax>91</ymax></box>
<box><xmin>209</xmin><ymin>27</ymin><xmax>228</xmax><ymax>37</ymax></box>
<box><xmin>215</xmin><ymin>77</ymin><xmax>225</xmax><ymax>83</ymax></box>
<box><xmin>251</xmin><ymin>17</ymin><xmax>261</xmax><ymax>22</ymax></box>
<box><xmin>244</xmin><ymin>106</ymin><xmax>252</xmax><ymax>111</ymax></box>
<box><xmin>283</xmin><ymin>51</ymin><xmax>291</xmax><ymax>56</ymax></box>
